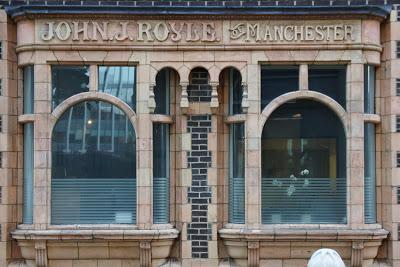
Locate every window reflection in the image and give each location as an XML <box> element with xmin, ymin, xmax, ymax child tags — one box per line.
<box><xmin>261</xmin><ymin>100</ymin><xmax>346</xmax><ymax>224</ymax></box>
<box><xmin>52</xmin><ymin>66</ymin><xmax>89</xmax><ymax>110</ymax></box>
<box><xmin>261</xmin><ymin>66</ymin><xmax>299</xmax><ymax>110</ymax></box>
<box><xmin>99</xmin><ymin>66</ymin><xmax>136</xmax><ymax>111</ymax></box>
<box><xmin>51</xmin><ymin>100</ymin><xmax>136</xmax><ymax>224</ymax></box>
<box><xmin>309</xmin><ymin>65</ymin><xmax>346</xmax><ymax>108</ymax></box>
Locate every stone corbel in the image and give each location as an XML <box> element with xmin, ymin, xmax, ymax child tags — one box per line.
<box><xmin>241</xmin><ymin>82</ymin><xmax>249</xmax><ymax>113</ymax></box>
<box><xmin>351</xmin><ymin>241</ymin><xmax>364</xmax><ymax>267</ymax></box>
<box><xmin>210</xmin><ymin>82</ymin><xmax>219</xmax><ymax>112</ymax></box>
<box><xmin>140</xmin><ymin>241</ymin><xmax>152</xmax><ymax>267</ymax></box>
<box><xmin>247</xmin><ymin>241</ymin><xmax>260</xmax><ymax>267</ymax></box>
<box><xmin>180</xmin><ymin>82</ymin><xmax>189</xmax><ymax>114</ymax></box>
<box><xmin>35</xmin><ymin>240</ymin><xmax>48</xmax><ymax>267</ymax></box>
<box><xmin>148</xmin><ymin>83</ymin><xmax>156</xmax><ymax>114</ymax></box>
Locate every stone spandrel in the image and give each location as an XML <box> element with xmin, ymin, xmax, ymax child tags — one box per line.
<box><xmin>32</xmin><ymin>19</ymin><xmax>364</xmax><ymax>47</ymax></box>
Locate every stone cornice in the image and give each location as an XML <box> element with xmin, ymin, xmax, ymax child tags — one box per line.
<box><xmin>5</xmin><ymin>5</ymin><xmax>391</xmax><ymax>22</ymax></box>
<box><xmin>219</xmin><ymin>227</ymin><xmax>389</xmax><ymax>241</ymax></box>
<box><xmin>12</xmin><ymin>228</ymin><xmax>180</xmax><ymax>241</ymax></box>
<box><xmin>15</xmin><ymin>43</ymin><xmax>383</xmax><ymax>53</ymax></box>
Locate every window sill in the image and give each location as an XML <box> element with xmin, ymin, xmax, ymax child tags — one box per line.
<box><xmin>13</xmin><ymin>226</ymin><xmax>179</xmax><ymax>241</ymax></box>
<box><xmin>219</xmin><ymin>224</ymin><xmax>388</xmax><ymax>241</ymax></box>
<box><xmin>219</xmin><ymin>225</ymin><xmax>388</xmax><ymax>266</ymax></box>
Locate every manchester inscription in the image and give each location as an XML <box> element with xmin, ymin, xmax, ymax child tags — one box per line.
<box><xmin>38</xmin><ymin>20</ymin><xmax>358</xmax><ymax>44</ymax></box>
<box><xmin>229</xmin><ymin>23</ymin><xmax>354</xmax><ymax>42</ymax></box>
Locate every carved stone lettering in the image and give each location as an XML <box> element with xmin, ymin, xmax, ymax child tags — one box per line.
<box><xmin>229</xmin><ymin>23</ymin><xmax>355</xmax><ymax>42</ymax></box>
<box><xmin>38</xmin><ymin>20</ymin><xmax>357</xmax><ymax>44</ymax></box>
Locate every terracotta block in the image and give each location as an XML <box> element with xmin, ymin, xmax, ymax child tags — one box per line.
<box><xmin>260</xmin><ymin>259</ymin><xmax>283</xmax><ymax>267</ymax></box>
<box><xmin>72</xmin><ymin>260</ymin><xmax>97</xmax><ymax>267</ymax></box>
<box><xmin>121</xmin><ymin>260</ymin><xmax>141</xmax><ymax>267</ymax></box>
<box><xmin>98</xmin><ymin>260</ymin><xmax>122</xmax><ymax>267</ymax></box>
<box><xmin>49</xmin><ymin>260</ymin><xmax>73</xmax><ymax>267</ymax></box>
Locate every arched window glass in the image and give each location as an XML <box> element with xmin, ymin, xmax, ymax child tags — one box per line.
<box><xmin>99</xmin><ymin>66</ymin><xmax>136</xmax><ymax>111</ymax></box>
<box><xmin>153</xmin><ymin>68</ymin><xmax>173</xmax><ymax>224</ymax></box>
<box><xmin>52</xmin><ymin>66</ymin><xmax>89</xmax><ymax>110</ymax></box>
<box><xmin>262</xmin><ymin>100</ymin><xmax>346</xmax><ymax>224</ymax></box>
<box><xmin>229</xmin><ymin>68</ymin><xmax>243</xmax><ymax>115</ymax></box>
<box><xmin>261</xmin><ymin>66</ymin><xmax>299</xmax><ymax>110</ymax></box>
<box><xmin>51</xmin><ymin>100</ymin><xmax>136</xmax><ymax>224</ymax></box>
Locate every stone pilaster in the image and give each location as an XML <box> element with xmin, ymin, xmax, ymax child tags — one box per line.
<box><xmin>241</xmin><ymin>82</ymin><xmax>249</xmax><ymax>113</ymax></box>
<box><xmin>180</xmin><ymin>82</ymin><xmax>189</xmax><ymax>112</ymax></box>
<box><xmin>139</xmin><ymin>241</ymin><xmax>152</xmax><ymax>267</ymax></box>
<box><xmin>35</xmin><ymin>240</ymin><xmax>47</xmax><ymax>267</ymax></box>
<box><xmin>148</xmin><ymin>82</ymin><xmax>156</xmax><ymax>113</ymax></box>
<box><xmin>210</xmin><ymin>82</ymin><xmax>219</xmax><ymax>111</ymax></box>
<box><xmin>247</xmin><ymin>241</ymin><xmax>260</xmax><ymax>267</ymax></box>
<box><xmin>351</xmin><ymin>241</ymin><xmax>364</xmax><ymax>267</ymax></box>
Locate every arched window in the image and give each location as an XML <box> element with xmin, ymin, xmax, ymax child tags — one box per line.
<box><xmin>261</xmin><ymin>100</ymin><xmax>346</xmax><ymax>224</ymax></box>
<box><xmin>153</xmin><ymin>68</ymin><xmax>172</xmax><ymax>224</ymax></box>
<box><xmin>51</xmin><ymin>100</ymin><xmax>136</xmax><ymax>224</ymax></box>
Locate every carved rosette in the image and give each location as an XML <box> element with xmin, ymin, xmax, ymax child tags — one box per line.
<box><xmin>148</xmin><ymin>83</ymin><xmax>156</xmax><ymax>114</ymax></box>
<box><xmin>241</xmin><ymin>82</ymin><xmax>249</xmax><ymax>113</ymax></box>
<box><xmin>35</xmin><ymin>240</ymin><xmax>48</xmax><ymax>267</ymax></box>
<box><xmin>210</xmin><ymin>82</ymin><xmax>219</xmax><ymax>111</ymax></box>
<box><xmin>140</xmin><ymin>241</ymin><xmax>152</xmax><ymax>267</ymax></box>
<box><xmin>247</xmin><ymin>241</ymin><xmax>260</xmax><ymax>267</ymax></box>
<box><xmin>180</xmin><ymin>82</ymin><xmax>189</xmax><ymax>113</ymax></box>
<box><xmin>351</xmin><ymin>241</ymin><xmax>364</xmax><ymax>267</ymax></box>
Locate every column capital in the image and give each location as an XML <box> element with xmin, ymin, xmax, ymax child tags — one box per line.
<box><xmin>148</xmin><ymin>82</ymin><xmax>156</xmax><ymax>114</ymax></box>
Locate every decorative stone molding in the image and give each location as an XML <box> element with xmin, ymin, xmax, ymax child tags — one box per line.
<box><xmin>140</xmin><ymin>241</ymin><xmax>152</xmax><ymax>267</ymax></box>
<box><xmin>247</xmin><ymin>241</ymin><xmax>260</xmax><ymax>267</ymax></box>
<box><xmin>148</xmin><ymin>83</ymin><xmax>156</xmax><ymax>114</ymax></box>
<box><xmin>51</xmin><ymin>91</ymin><xmax>137</xmax><ymax>131</ymax></box>
<box><xmin>34</xmin><ymin>240</ymin><xmax>47</xmax><ymax>267</ymax></box>
<box><xmin>351</xmin><ymin>241</ymin><xmax>364</xmax><ymax>267</ymax></box>
<box><xmin>13</xmin><ymin>229</ymin><xmax>179</xmax><ymax>267</ymax></box>
<box><xmin>219</xmin><ymin>227</ymin><xmax>388</xmax><ymax>267</ymax></box>
<box><xmin>180</xmin><ymin>82</ymin><xmax>189</xmax><ymax>114</ymax></box>
<box><xmin>299</xmin><ymin>64</ymin><xmax>309</xmax><ymax>90</ymax></box>
<box><xmin>210</xmin><ymin>82</ymin><xmax>219</xmax><ymax>112</ymax></box>
<box><xmin>241</xmin><ymin>82</ymin><xmax>249</xmax><ymax>113</ymax></box>
<box><xmin>259</xmin><ymin>90</ymin><xmax>348</xmax><ymax>137</ymax></box>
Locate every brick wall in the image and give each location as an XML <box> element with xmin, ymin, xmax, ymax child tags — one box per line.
<box><xmin>186</xmin><ymin>115</ymin><xmax>212</xmax><ymax>258</ymax></box>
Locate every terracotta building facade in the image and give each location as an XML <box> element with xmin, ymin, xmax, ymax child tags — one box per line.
<box><xmin>0</xmin><ymin>1</ymin><xmax>400</xmax><ymax>266</ymax></box>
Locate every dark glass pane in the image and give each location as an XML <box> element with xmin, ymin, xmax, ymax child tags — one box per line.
<box><xmin>261</xmin><ymin>66</ymin><xmax>299</xmax><ymax>110</ymax></box>
<box><xmin>153</xmin><ymin>123</ymin><xmax>169</xmax><ymax>223</ymax></box>
<box><xmin>230</xmin><ymin>69</ymin><xmax>243</xmax><ymax>115</ymax></box>
<box><xmin>364</xmin><ymin>65</ymin><xmax>375</xmax><ymax>113</ymax></box>
<box><xmin>51</xmin><ymin>101</ymin><xmax>136</xmax><ymax>224</ymax></box>
<box><xmin>229</xmin><ymin>123</ymin><xmax>245</xmax><ymax>223</ymax></box>
<box><xmin>262</xmin><ymin>100</ymin><xmax>346</xmax><ymax>224</ymax></box>
<box><xmin>52</xmin><ymin>66</ymin><xmax>89</xmax><ymax>110</ymax></box>
<box><xmin>154</xmin><ymin>69</ymin><xmax>170</xmax><ymax>115</ymax></box>
<box><xmin>364</xmin><ymin>123</ymin><xmax>376</xmax><ymax>223</ymax></box>
<box><xmin>99</xmin><ymin>66</ymin><xmax>136</xmax><ymax>111</ymax></box>
<box><xmin>309</xmin><ymin>65</ymin><xmax>346</xmax><ymax>108</ymax></box>
<box><xmin>23</xmin><ymin>66</ymin><xmax>34</xmax><ymax>114</ymax></box>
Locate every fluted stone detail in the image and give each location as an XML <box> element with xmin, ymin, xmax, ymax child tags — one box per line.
<box><xmin>180</xmin><ymin>82</ymin><xmax>189</xmax><ymax>113</ymax></box>
<box><xmin>140</xmin><ymin>241</ymin><xmax>152</xmax><ymax>267</ymax></box>
<box><xmin>247</xmin><ymin>241</ymin><xmax>259</xmax><ymax>267</ymax></box>
<box><xmin>351</xmin><ymin>241</ymin><xmax>364</xmax><ymax>267</ymax></box>
<box><xmin>35</xmin><ymin>241</ymin><xmax>47</xmax><ymax>267</ymax></box>
<box><xmin>241</xmin><ymin>82</ymin><xmax>249</xmax><ymax>113</ymax></box>
<box><xmin>210</xmin><ymin>83</ymin><xmax>219</xmax><ymax>110</ymax></box>
<box><xmin>148</xmin><ymin>83</ymin><xmax>156</xmax><ymax>114</ymax></box>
